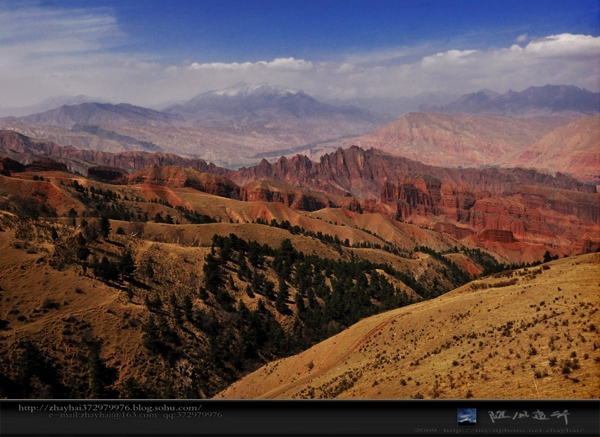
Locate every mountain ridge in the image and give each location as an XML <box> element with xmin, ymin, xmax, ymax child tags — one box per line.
<box><xmin>163</xmin><ymin>82</ymin><xmax>382</xmax><ymax>127</ymax></box>
<box><xmin>16</xmin><ymin>102</ymin><xmax>186</xmax><ymax>130</ymax></box>
<box><xmin>505</xmin><ymin>115</ymin><xmax>600</xmax><ymax>182</ymax></box>
<box><xmin>421</xmin><ymin>85</ymin><xmax>600</xmax><ymax>117</ymax></box>
<box><xmin>2</xmin><ymin>130</ymin><xmax>598</xmax><ymax>261</ymax></box>
<box><xmin>347</xmin><ymin>112</ymin><xmax>579</xmax><ymax>169</ymax></box>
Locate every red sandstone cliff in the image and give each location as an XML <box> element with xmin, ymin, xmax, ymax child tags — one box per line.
<box><xmin>232</xmin><ymin>146</ymin><xmax>594</xmax><ymax>200</ymax></box>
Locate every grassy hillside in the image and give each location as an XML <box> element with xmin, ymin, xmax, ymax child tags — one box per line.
<box><xmin>0</xmin><ymin>167</ymin><xmax>594</xmax><ymax>399</ymax></box>
<box><xmin>217</xmin><ymin>253</ymin><xmax>600</xmax><ymax>399</ymax></box>
<box><xmin>0</xmin><ymin>209</ymin><xmax>459</xmax><ymax>398</ymax></box>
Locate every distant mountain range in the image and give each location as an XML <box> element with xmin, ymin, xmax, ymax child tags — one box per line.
<box><xmin>0</xmin><ymin>83</ymin><xmax>597</xmax><ymax>172</ymax></box>
<box><xmin>17</xmin><ymin>102</ymin><xmax>185</xmax><ymax>130</ymax></box>
<box><xmin>0</xmin><ymin>94</ymin><xmax>109</xmax><ymax>118</ymax></box>
<box><xmin>0</xmin><ymin>83</ymin><xmax>384</xmax><ymax>168</ymax></box>
<box><xmin>323</xmin><ymin>92</ymin><xmax>460</xmax><ymax>119</ymax></box>
<box><xmin>164</xmin><ymin>82</ymin><xmax>381</xmax><ymax>126</ymax></box>
<box><xmin>420</xmin><ymin>85</ymin><xmax>600</xmax><ymax>117</ymax></box>
<box><xmin>347</xmin><ymin>112</ymin><xmax>575</xmax><ymax>167</ymax></box>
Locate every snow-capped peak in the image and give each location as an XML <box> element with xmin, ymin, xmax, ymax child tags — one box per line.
<box><xmin>212</xmin><ymin>82</ymin><xmax>298</xmax><ymax>97</ymax></box>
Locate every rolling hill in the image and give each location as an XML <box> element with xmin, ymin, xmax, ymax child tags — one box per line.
<box><xmin>217</xmin><ymin>253</ymin><xmax>600</xmax><ymax>399</ymax></box>
<box><xmin>17</xmin><ymin>103</ymin><xmax>185</xmax><ymax>130</ymax></box>
<box><xmin>0</xmin><ymin>151</ymin><xmax>598</xmax><ymax>400</ymax></box>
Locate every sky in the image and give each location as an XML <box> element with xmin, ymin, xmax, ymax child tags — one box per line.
<box><xmin>0</xmin><ymin>0</ymin><xmax>599</xmax><ymax>108</ymax></box>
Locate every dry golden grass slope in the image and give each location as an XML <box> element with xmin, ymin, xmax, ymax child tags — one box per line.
<box><xmin>217</xmin><ymin>253</ymin><xmax>600</xmax><ymax>399</ymax></box>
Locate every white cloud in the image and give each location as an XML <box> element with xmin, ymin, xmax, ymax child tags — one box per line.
<box><xmin>0</xmin><ymin>6</ymin><xmax>123</xmax><ymax>58</ymax></box>
<box><xmin>188</xmin><ymin>57</ymin><xmax>313</xmax><ymax>72</ymax></box>
<box><xmin>421</xmin><ymin>49</ymin><xmax>478</xmax><ymax>66</ymax></box>
<box><xmin>515</xmin><ymin>33</ymin><xmax>529</xmax><ymax>44</ymax></box>
<box><xmin>522</xmin><ymin>33</ymin><xmax>600</xmax><ymax>57</ymax></box>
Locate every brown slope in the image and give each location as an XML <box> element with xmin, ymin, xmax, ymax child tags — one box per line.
<box><xmin>506</xmin><ymin>115</ymin><xmax>600</xmax><ymax>183</ymax></box>
<box><xmin>0</xmin><ymin>129</ymin><xmax>231</xmax><ymax>176</ymax></box>
<box><xmin>155</xmin><ymin>188</ymin><xmax>464</xmax><ymax>257</ymax></box>
<box><xmin>0</xmin><ymin>119</ymin><xmax>133</xmax><ymax>154</ymax></box>
<box><xmin>0</xmin><ymin>213</ymin><xmax>431</xmax><ymax>400</ymax></box>
<box><xmin>216</xmin><ymin>253</ymin><xmax>600</xmax><ymax>399</ymax></box>
<box><xmin>347</xmin><ymin>113</ymin><xmax>575</xmax><ymax>168</ymax></box>
<box><xmin>0</xmin><ymin>174</ymin><xmax>84</xmax><ymax>216</ymax></box>
<box><xmin>127</xmin><ymin>166</ymin><xmax>241</xmax><ymax>199</ymax></box>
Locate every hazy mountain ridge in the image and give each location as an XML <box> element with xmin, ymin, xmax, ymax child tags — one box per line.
<box><xmin>17</xmin><ymin>103</ymin><xmax>185</xmax><ymax>130</ymax></box>
<box><xmin>422</xmin><ymin>85</ymin><xmax>600</xmax><ymax>117</ymax></box>
<box><xmin>323</xmin><ymin>92</ymin><xmax>460</xmax><ymax>119</ymax></box>
<box><xmin>0</xmin><ymin>84</ymin><xmax>384</xmax><ymax>167</ymax></box>
<box><xmin>1</xmin><ymin>83</ymin><xmax>596</xmax><ymax>172</ymax></box>
<box><xmin>0</xmin><ymin>94</ymin><xmax>109</xmax><ymax>118</ymax></box>
<box><xmin>505</xmin><ymin>115</ymin><xmax>600</xmax><ymax>182</ymax></box>
<box><xmin>0</xmin><ymin>129</ymin><xmax>229</xmax><ymax>176</ymax></box>
<box><xmin>163</xmin><ymin>82</ymin><xmax>382</xmax><ymax>131</ymax></box>
<box><xmin>347</xmin><ymin>112</ymin><xmax>579</xmax><ymax>170</ymax></box>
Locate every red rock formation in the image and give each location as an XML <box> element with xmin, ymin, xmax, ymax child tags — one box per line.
<box><xmin>433</xmin><ymin>222</ymin><xmax>475</xmax><ymax>240</ymax></box>
<box><xmin>240</xmin><ymin>179</ymin><xmax>332</xmax><ymax>211</ymax></box>
<box><xmin>233</xmin><ymin>146</ymin><xmax>595</xmax><ymax>199</ymax></box>
<box><xmin>476</xmin><ymin>229</ymin><xmax>517</xmax><ymax>244</ymax></box>
<box><xmin>379</xmin><ymin>178</ymin><xmax>443</xmax><ymax>220</ymax></box>
<box><xmin>2</xmin><ymin>129</ymin><xmax>598</xmax><ymax>258</ymax></box>
<box><xmin>2</xmin><ymin>130</ymin><xmax>593</xmax><ymax>197</ymax></box>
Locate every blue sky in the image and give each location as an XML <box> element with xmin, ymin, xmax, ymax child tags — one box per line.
<box><xmin>0</xmin><ymin>0</ymin><xmax>598</xmax><ymax>107</ymax></box>
<box><xmin>91</xmin><ymin>0</ymin><xmax>599</xmax><ymax>61</ymax></box>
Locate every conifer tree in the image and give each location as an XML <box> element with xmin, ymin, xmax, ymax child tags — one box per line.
<box><xmin>275</xmin><ymin>276</ymin><xmax>290</xmax><ymax>314</ymax></box>
<box><xmin>182</xmin><ymin>295</ymin><xmax>193</xmax><ymax>322</ymax></box>
<box><xmin>88</xmin><ymin>341</ymin><xmax>117</xmax><ymax>398</ymax></box>
<box><xmin>99</xmin><ymin>216</ymin><xmax>111</xmax><ymax>239</ymax></box>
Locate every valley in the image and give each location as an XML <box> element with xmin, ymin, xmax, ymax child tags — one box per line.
<box><xmin>0</xmin><ymin>82</ymin><xmax>598</xmax><ymax>401</ymax></box>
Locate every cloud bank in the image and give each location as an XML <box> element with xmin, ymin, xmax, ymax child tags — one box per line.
<box><xmin>0</xmin><ymin>4</ymin><xmax>598</xmax><ymax>108</ymax></box>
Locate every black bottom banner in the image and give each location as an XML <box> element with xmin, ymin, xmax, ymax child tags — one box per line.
<box><xmin>0</xmin><ymin>400</ymin><xmax>598</xmax><ymax>436</ymax></box>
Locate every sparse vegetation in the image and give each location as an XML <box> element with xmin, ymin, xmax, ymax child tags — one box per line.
<box><xmin>0</xmin><ymin>165</ymin><xmax>598</xmax><ymax>401</ymax></box>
